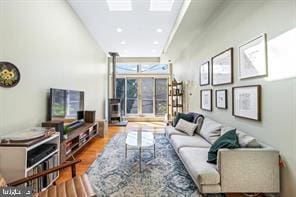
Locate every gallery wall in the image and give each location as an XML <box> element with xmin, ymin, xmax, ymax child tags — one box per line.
<box><xmin>163</xmin><ymin>0</ymin><xmax>296</xmax><ymax>196</ymax></box>
<box><xmin>0</xmin><ymin>1</ymin><xmax>107</xmax><ymax>133</ymax></box>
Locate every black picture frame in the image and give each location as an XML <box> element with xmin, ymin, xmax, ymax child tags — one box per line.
<box><xmin>200</xmin><ymin>89</ymin><xmax>212</xmax><ymax>111</ymax></box>
<box><xmin>232</xmin><ymin>85</ymin><xmax>261</xmax><ymax>121</ymax></box>
<box><xmin>200</xmin><ymin>61</ymin><xmax>210</xmax><ymax>86</ymax></box>
<box><xmin>211</xmin><ymin>48</ymin><xmax>233</xmax><ymax>86</ymax></box>
<box><xmin>215</xmin><ymin>89</ymin><xmax>228</xmax><ymax>109</ymax></box>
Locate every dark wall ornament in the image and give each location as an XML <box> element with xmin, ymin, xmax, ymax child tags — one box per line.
<box><xmin>0</xmin><ymin>62</ymin><xmax>21</xmax><ymax>88</ymax></box>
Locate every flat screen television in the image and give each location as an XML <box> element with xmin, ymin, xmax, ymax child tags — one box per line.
<box><xmin>48</xmin><ymin>88</ymin><xmax>84</xmax><ymax>120</ymax></box>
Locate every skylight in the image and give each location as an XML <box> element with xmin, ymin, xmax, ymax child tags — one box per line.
<box><xmin>150</xmin><ymin>0</ymin><xmax>174</xmax><ymax>11</ymax></box>
<box><xmin>106</xmin><ymin>0</ymin><xmax>132</xmax><ymax>11</ymax></box>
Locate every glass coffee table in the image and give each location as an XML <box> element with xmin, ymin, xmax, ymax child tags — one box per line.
<box><xmin>125</xmin><ymin>131</ymin><xmax>155</xmax><ymax>171</ymax></box>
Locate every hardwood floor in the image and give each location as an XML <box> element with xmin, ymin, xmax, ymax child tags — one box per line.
<box><xmin>56</xmin><ymin>122</ymin><xmax>251</xmax><ymax>197</ymax></box>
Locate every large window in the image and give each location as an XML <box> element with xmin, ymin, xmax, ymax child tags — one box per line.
<box><xmin>116</xmin><ymin>64</ymin><xmax>168</xmax><ymax>74</ymax></box>
<box><xmin>114</xmin><ymin>63</ymin><xmax>169</xmax><ymax>117</ymax></box>
<box><xmin>141</xmin><ymin>64</ymin><xmax>168</xmax><ymax>74</ymax></box>
<box><xmin>115</xmin><ymin>77</ymin><xmax>168</xmax><ymax>116</ymax></box>
<box><xmin>116</xmin><ymin>64</ymin><xmax>138</xmax><ymax>74</ymax></box>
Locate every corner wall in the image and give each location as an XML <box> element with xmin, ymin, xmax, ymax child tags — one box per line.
<box><xmin>166</xmin><ymin>0</ymin><xmax>296</xmax><ymax>196</ymax></box>
<box><xmin>0</xmin><ymin>1</ymin><xmax>107</xmax><ymax>133</ymax></box>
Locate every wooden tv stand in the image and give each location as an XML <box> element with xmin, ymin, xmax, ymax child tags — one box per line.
<box><xmin>60</xmin><ymin>122</ymin><xmax>98</xmax><ymax>162</ymax></box>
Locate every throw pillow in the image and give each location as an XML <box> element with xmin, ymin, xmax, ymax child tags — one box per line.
<box><xmin>175</xmin><ymin>119</ymin><xmax>198</xmax><ymax>136</ymax></box>
<box><xmin>199</xmin><ymin>118</ymin><xmax>222</xmax><ymax>144</ymax></box>
<box><xmin>221</xmin><ymin>127</ymin><xmax>261</xmax><ymax>148</ymax></box>
<box><xmin>173</xmin><ymin>112</ymin><xmax>194</xmax><ymax>127</ymax></box>
<box><xmin>207</xmin><ymin>129</ymin><xmax>240</xmax><ymax>164</ymax></box>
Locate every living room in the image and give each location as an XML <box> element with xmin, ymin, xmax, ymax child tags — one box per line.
<box><xmin>0</xmin><ymin>0</ymin><xmax>295</xmax><ymax>197</ymax></box>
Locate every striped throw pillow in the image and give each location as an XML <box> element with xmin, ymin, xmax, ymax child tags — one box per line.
<box><xmin>175</xmin><ymin>119</ymin><xmax>198</xmax><ymax>136</ymax></box>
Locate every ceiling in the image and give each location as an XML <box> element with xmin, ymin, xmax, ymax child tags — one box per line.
<box><xmin>161</xmin><ymin>0</ymin><xmax>226</xmax><ymax>62</ymax></box>
<box><xmin>68</xmin><ymin>0</ymin><xmax>184</xmax><ymax>57</ymax></box>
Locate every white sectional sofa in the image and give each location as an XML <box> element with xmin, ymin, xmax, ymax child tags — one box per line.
<box><xmin>165</xmin><ymin>113</ymin><xmax>280</xmax><ymax>195</ymax></box>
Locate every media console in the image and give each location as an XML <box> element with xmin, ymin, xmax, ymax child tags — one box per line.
<box><xmin>60</xmin><ymin>122</ymin><xmax>98</xmax><ymax>162</ymax></box>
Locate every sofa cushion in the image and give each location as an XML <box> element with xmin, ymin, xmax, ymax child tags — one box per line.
<box><xmin>171</xmin><ymin>135</ymin><xmax>211</xmax><ymax>152</ymax></box>
<box><xmin>173</xmin><ymin>113</ymin><xmax>194</xmax><ymax>127</ymax></box>
<box><xmin>207</xmin><ymin>129</ymin><xmax>240</xmax><ymax>164</ymax></box>
<box><xmin>199</xmin><ymin>118</ymin><xmax>222</xmax><ymax>144</ymax></box>
<box><xmin>179</xmin><ymin>147</ymin><xmax>220</xmax><ymax>185</ymax></box>
<box><xmin>221</xmin><ymin>127</ymin><xmax>261</xmax><ymax>148</ymax></box>
<box><xmin>165</xmin><ymin>125</ymin><xmax>187</xmax><ymax>138</ymax></box>
<box><xmin>175</xmin><ymin>119</ymin><xmax>198</xmax><ymax>136</ymax></box>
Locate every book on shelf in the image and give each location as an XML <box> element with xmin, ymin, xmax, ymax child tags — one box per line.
<box><xmin>28</xmin><ymin>153</ymin><xmax>59</xmax><ymax>193</ymax></box>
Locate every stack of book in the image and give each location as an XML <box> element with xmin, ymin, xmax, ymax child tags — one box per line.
<box><xmin>27</xmin><ymin>153</ymin><xmax>59</xmax><ymax>193</ymax></box>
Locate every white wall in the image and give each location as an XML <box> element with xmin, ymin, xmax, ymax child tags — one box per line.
<box><xmin>0</xmin><ymin>0</ymin><xmax>107</xmax><ymax>133</ymax></box>
<box><xmin>165</xmin><ymin>0</ymin><xmax>296</xmax><ymax>196</ymax></box>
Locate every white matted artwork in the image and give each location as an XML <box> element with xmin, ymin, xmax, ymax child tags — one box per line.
<box><xmin>212</xmin><ymin>48</ymin><xmax>233</xmax><ymax>85</ymax></box>
<box><xmin>200</xmin><ymin>61</ymin><xmax>210</xmax><ymax>86</ymax></box>
<box><xmin>200</xmin><ymin>89</ymin><xmax>212</xmax><ymax>111</ymax></box>
<box><xmin>239</xmin><ymin>34</ymin><xmax>267</xmax><ymax>79</ymax></box>
<box><xmin>215</xmin><ymin>89</ymin><xmax>227</xmax><ymax>109</ymax></box>
<box><xmin>232</xmin><ymin>85</ymin><xmax>261</xmax><ymax>121</ymax></box>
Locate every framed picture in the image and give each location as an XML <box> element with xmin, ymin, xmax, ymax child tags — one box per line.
<box><xmin>200</xmin><ymin>61</ymin><xmax>210</xmax><ymax>86</ymax></box>
<box><xmin>232</xmin><ymin>85</ymin><xmax>261</xmax><ymax>121</ymax></box>
<box><xmin>212</xmin><ymin>48</ymin><xmax>233</xmax><ymax>86</ymax></box>
<box><xmin>215</xmin><ymin>89</ymin><xmax>227</xmax><ymax>109</ymax></box>
<box><xmin>200</xmin><ymin>89</ymin><xmax>212</xmax><ymax>111</ymax></box>
<box><xmin>238</xmin><ymin>34</ymin><xmax>267</xmax><ymax>79</ymax></box>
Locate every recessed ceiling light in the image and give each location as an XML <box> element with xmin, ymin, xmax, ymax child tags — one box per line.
<box><xmin>106</xmin><ymin>0</ymin><xmax>132</xmax><ymax>11</ymax></box>
<box><xmin>116</xmin><ymin>28</ymin><xmax>123</xmax><ymax>32</ymax></box>
<box><xmin>150</xmin><ymin>0</ymin><xmax>174</xmax><ymax>11</ymax></box>
<box><xmin>156</xmin><ymin>28</ymin><xmax>163</xmax><ymax>33</ymax></box>
<box><xmin>121</xmin><ymin>41</ymin><xmax>126</xmax><ymax>45</ymax></box>
<box><xmin>153</xmin><ymin>41</ymin><xmax>159</xmax><ymax>45</ymax></box>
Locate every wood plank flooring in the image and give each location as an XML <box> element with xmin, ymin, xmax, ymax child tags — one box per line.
<box><xmin>56</xmin><ymin>122</ymin><xmax>254</xmax><ymax>197</ymax></box>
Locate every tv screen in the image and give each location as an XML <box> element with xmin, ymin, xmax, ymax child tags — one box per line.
<box><xmin>49</xmin><ymin>88</ymin><xmax>84</xmax><ymax>120</ymax></box>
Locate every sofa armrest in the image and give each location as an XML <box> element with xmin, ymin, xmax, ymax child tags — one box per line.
<box><xmin>217</xmin><ymin>148</ymin><xmax>280</xmax><ymax>193</ymax></box>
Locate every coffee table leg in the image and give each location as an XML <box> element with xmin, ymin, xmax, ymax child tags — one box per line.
<box><xmin>154</xmin><ymin>144</ymin><xmax>156</xmax><ymax>158</ymax></box>
<box><xmin>125</xmin><ymin>144</ymin><xmax>127</xmax><ymax>159</ymax></box>
<box><xmin>139</xmin><ymin>147</ymin><xmax>142</xmax><ymax>172</ymax></box>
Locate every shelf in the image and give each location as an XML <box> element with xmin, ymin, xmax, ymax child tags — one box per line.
<box><xmin>169</xmin><ymin>83</ymin><xmax>182</xmax><ymax>86</ymax></box>
<box><xmin>26</xmin><ymin>149</ymin><xmax>59</xmax><ymax>172</ymax></box>
<box><xmin>173</xmin><ymin>104</ymin><xmax>183</xmax><ymax>107</ymax></box>
<box><xmin>28</xmin><ymin>133</ymin><xmax>60</xmax><ymax>151</ymax></box>
<box><xmin>62</xmin><ymin>122</ymin><xmax>98</xmax><ymax>162</ymax></box>
<box><xmin>168</xmin><ymin>80</ymin><xmax>184</xmax><ymax>121</ymax></box>
<box><xmin>65</xmin><ymin>123</ymin><xmax>97</xmax><ymax>141</ymax></box>
<box><xmin>168</xmin><ymin>94</ymin><xmax>183</xmax><ymax>96</ymax></box>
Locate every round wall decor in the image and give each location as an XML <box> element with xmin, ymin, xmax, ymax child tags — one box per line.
<box><xmin>0</xmin><ymin>62</ymin><xmax>21</xmax><ymax>88</ymax></box>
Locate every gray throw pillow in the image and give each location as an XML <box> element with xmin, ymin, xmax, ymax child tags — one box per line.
<box><xmin>175</xmin><ymin>119</ymin><xmax>198</xmax><ymax>136</ymax></box>
<box><xmin>199</xmin><ymin>118</ymin><xmax>222</xmax><ymax>144</ymax></box>
<box><xmin>221</xmin><ymin>127</ymin><xmax>261</xmax><ymax>148</ymax></box>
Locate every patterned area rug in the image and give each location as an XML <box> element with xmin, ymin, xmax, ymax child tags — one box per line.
<box><xmin>87</xmin><ymin>133</ymin><xmax>224</xmax><ymax>197</ymax></box>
